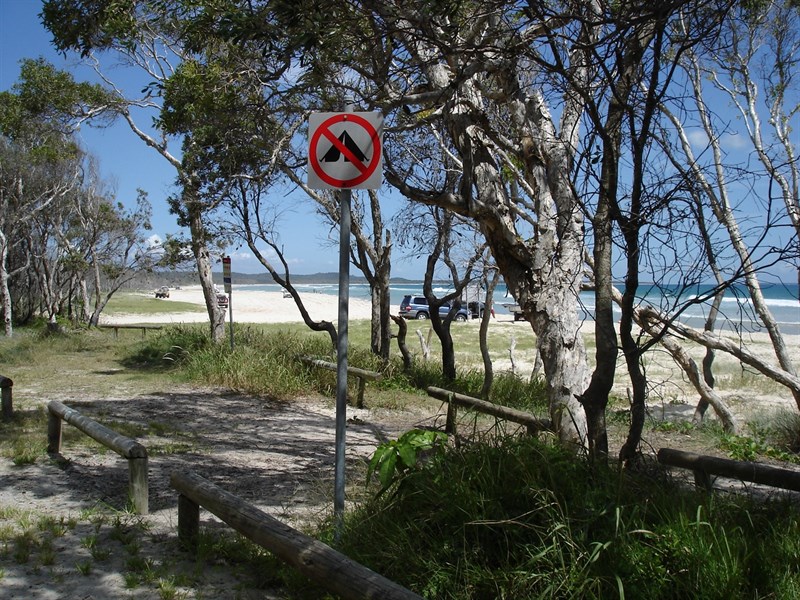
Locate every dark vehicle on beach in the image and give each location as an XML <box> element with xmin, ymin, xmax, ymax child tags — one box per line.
<box><xmin>154</xmin><ymin>286</ymin><xmax>170</xmax><ymax>298</ymax></box>
<box><xmin>399</xmin><ymin>295</ymin><xmax>469</xmax><ymax>321</ymax></box>
<box><xmin>468</xmin><ymin>301</ymin><xmax>495</xmax><ymax>319</ymax></box>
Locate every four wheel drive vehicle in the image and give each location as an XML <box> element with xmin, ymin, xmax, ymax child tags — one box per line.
<box><xmin>501</xmin><ymin>303</ymin><xmax>526</xmax><ymax>321</ymax></box>
<box><xmin>468</xmin><ymin>301</ymin><xmax>495</xmax><ymax>319</ymax></box>
<box><xmin>154</xmin><ymin>286</ymin><xmax>170</xmax><ymax>298</ymax></box>
<box><xmin>399</xmin><ymin>295</ymin><xmax>469</xmax><ymax>321</ymax></box>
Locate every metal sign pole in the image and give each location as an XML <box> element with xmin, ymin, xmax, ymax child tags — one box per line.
<box><xmin>223</xmin><ymin>256</ymin><xmax>234</xmax><ymax>351</ymax></box>
<box><xmin>228</xmin><ymin>293</ymin><xmax>234</xmax><ymax>352</ymax></box>
<box><xmin>334</xmin><ymin>97</ymin><xmax>354</xmax><ymax>535</ymax></box>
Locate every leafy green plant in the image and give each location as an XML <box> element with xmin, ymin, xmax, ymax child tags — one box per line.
<box><xmin>719</xmin><ymin>432</ymin><xmax>799</xmax><ymax>464</ymax></box>
<box><xmin>650</xmin><ymin>419</ymin><xmax>694</xmax><ymax>435</ymax></box>
<box><xmin>367</xmin><ymin>429</ymin><xmax>448</xmax><ymax>490</ymax></box>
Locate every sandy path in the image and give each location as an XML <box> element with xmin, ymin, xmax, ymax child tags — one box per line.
<box><xmin>0</xmin><ymin>384</ymin><xmax>438</xmax><ymax>599</ymax></box>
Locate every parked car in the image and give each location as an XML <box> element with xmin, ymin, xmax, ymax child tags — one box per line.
<box><xmin>399</xmin><ymin>295</ymin><xmax>469</xmax><ymax>321</ymax></box>
<box><xmin>468</xmin><ymin>301</ymin><xmax>495</xmax><ymax>319</ymax></box>
<box><xmin>154</xmin><ymin>286</ymin><xmax>170</xmax><ymax>298</ymax></box>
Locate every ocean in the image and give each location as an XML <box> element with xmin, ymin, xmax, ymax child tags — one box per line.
<box><xmin>238</xmin><ymin>281</ymin><xmax>800</xmax><ymax>336</ymax></box>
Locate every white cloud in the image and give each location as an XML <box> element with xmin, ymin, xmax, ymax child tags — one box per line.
<box><xmin>686</xmin><ymin>129</ymin><xmax>709</xmax><ymax>147</ymax></box>
<box><xmin>720</xmin><ymin>132</ymin><xmax>748</xmax><ymax>150</ymax></box>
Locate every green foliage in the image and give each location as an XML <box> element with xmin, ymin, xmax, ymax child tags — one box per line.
<box><xmin>336</xmin><ymin>436</ymin><xmax>800</xmax><ymax>599</ymax></box>
<box><xmin>0</xmin><ymin>407</ymin><xmax>48</xmax><ymax>465</ymax></box>
<box><xmin>367</xmin><ymin>429</ymin><xmax>448</xmax><ymax>490</ymax></box>
<box><xmin>121</xmin><ymin>325</ymin><xmax>212</xmax><ymax>371</ymax></box>
<box><xmin>1</xmin><ymin>58</ymin><xmax>112</xmax><ymax>155</ymax></box>
<box><xmin>715</xmin><ymin>410</ymin><xmax>800</xmax><ymax>464</ymax></box>
<box><xmin>650</xmin><ymin>419</ymin><xmax>695</xmax><ymax>435</ymax></box>
<box><xmin>41</xmin><ymin>0</ymin><xmax>139</xmax><ymax>56</ymax></box>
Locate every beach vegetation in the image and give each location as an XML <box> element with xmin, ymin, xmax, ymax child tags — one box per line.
<box><xmin>2</xmin><ymin>319</ymin><xmax>800</xmax><ymax>597</ymax></box>
<box><xmin>332</xmin><ymin>434</ymin><xmax>800</xmax><ymax>599</ymax></box>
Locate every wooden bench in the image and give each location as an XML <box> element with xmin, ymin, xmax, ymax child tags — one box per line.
<box><xmin>299</xmin><ymin>356</ymin><xmax>382</xmax><ymax>408</ymax></box>
<box><xmin>98</xmin><ymin>324</ymin><xmax>163</xmax><ymax>339</ymax></box>
<box><xmin>426</xmin><ymin>386</ymin><xmax>551</xmax><ymax>437</ymax></box>
<box><xmin>47</xmin><ymin>401</ymin><xmax>149</xmax><ymax>514</ymax></box>
<box><xmin>171</xmin><ymin>471</ymin><xmax>423</xmax><ymax>600</ymax></box>
<box><xmin>657</xmin><ymin>448</ymin><xmax>800</xmax><ymax>493</ymax></box>
<box><xmin>0</xmin><ymin>375</ymin><xmax>12</xmax><ymax>420</ymax></box>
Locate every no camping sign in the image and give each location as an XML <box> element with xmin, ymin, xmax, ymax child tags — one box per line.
<box><xmin>307</xmin><ymin>112</ymin><xmax>383</xmax><ymax>190</ymax></box>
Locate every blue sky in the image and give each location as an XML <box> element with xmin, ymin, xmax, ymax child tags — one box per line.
<box><xmin>0</xmin><ymin>0</ymin><xmax>409</xmax><ymax>277</ymax></box>
<box><xmin>2</xmin><ymin>1</ymin><xmax>797</xmax><ymax>285</ymax></box>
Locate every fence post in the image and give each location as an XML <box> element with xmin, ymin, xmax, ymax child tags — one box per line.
<box><xmin>0</xmin><ymin>376</ymin><xmax>12</xmax><ymax>420</ymax></box>
<box><xmin>129</xmin><ymin>457</ymin><xmax>149</xmax><ymax>515</ymax></box>
<box><xmin>178</xmin><ymin>494</ymin><xmax>200</xmax><ymax>548</ymax></box>
<box><xmin>47</xmin><ymin>408</ymin><xmax>63</xmax><ymax>453</ymax></box>
<box><xmin>445</xmin><ymin>392</ymin><xmax>457</xmax><ymax>436</ymax></box>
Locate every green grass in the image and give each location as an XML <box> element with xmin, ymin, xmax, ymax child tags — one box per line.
<box><xmin>104</xmin><ymin>292</ymin><xmax>204</xmax><ymax>316</ymax></box>
<box><xmin>332</xmin><ymin>434</ymin><xmax>800</xmax><ymax>599</ymax></box>
<box><xmin>4</xmin><ymin>310</ymin><xmax>800</xmax><ymax>599</ymax></box>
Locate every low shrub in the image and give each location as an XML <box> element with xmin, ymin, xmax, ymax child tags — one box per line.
<box><xmin>336</xmin><ymin>435</ymin><xmax>800</xmax><ymax>599</ymax></box>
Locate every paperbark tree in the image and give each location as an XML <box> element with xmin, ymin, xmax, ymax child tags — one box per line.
<box><xmin>653</xmin><ymin>0</ymin><xmax>800</xmax><ymax>414</ymax></box>
<box><xmin>42</xmin><ymin>0</ymin><xmax>229</xmax><ymax>342</ymax></box>
<box><xmin>70</xmin><ymin>182</ymin><xmax>156</xmax><ymax>327</ymax></box>
<box><xmin>0</xmin><ymin>59</ymin><xmax>108</xmax><ymax>335</ymax></box>
<box><xmin>284</xmin><ymin>171</ymin><xmax>395</xmax><ymax>360</ymax></box>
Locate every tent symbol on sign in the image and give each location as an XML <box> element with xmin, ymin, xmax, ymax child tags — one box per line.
<box><xmin>320</xmin><ymin>131</ymin><xmax>368</xmax><ymax>162</ymax></box>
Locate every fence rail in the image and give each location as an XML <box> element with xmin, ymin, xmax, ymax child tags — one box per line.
<box><xmin>171</xmin><ymin>470</ymin><xmax>422</xmax><ymax>600</ymax></box>
<box><xmin>426</xmin><ymin>386</ymin><xmax>551</xmax><ymax>436</ymax></box>
<box><xmin>299</xmin><ymin>356</ymin><xmax>382</xmax><ymax>408</ymax></box>
<box><xmin>47</xmin><ymin>400</ymin><xmax>148</xmax><ymax>514</ymax></box>
<box><xmin>98</xmin><ymin>324</ymin><xmax>163</xmax><ymax>338</ymax></box>
<box><xmin>657</xmin><ymin>447</ymin><xmax>800</xmax><ymax>492</ymax></box>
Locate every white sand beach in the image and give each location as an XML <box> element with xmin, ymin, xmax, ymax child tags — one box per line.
<box><xmin>102</xmin><ymin>285</ymin><xmax>376</xmax><ymax>325</ymax></box>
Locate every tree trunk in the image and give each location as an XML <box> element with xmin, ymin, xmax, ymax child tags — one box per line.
<box><xmin>0</xmin><ymin>235</ymin><xmax>12</xmax><ymax>338</ymax></box>
<box><xmin>479</xmin><ymin>270</ymin><xmax>500</xmax><ymax>400</ymax></box>
<box><xmin>390</xmin><ymin>315</ymin><xmax>412</xmax><ymax>370</ymax></box>
<box><xmin>578</xmin><ymin>199</ymin><xmax>616</xmax><ymax>461</ymax></box>
<box><xmin>430</xmin><ymin>310</ymin><xmax>457</xmax><ymax>381</ymax></box>
<box><xmin>185</xmin><ymin>182</ymin><xmax>225</xmax><ymax>343</ymax></box>
<box><xmin>369</xmin><ymin>246</ymin><xmax>392</xmax><ymax>361</ymax></box>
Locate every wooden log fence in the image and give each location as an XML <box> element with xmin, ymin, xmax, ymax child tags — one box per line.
<box><xmin>0</xmin><ymin>375</ymin><xmax>12</xmax><ymax>421</ymax></box>
<box><xmin>426</xmin><ymin>386</ymin><xmax>551</xmax><ymax>437</ymax></box>
<box><xmin>47</xmin><ymin>400</ymin><xmax>149</xmax><ymax>514</ymax></box>
<box><xmin>98</xmin><ymin>324</ymin><xmax>163</xmax><ymax>339</ymax></box>
<box><xmin>299</xmin><ymin>356</ymin><xmax>382</xmax><ymax>409</ymax></box>
<box><xmin>170</xmin><ymin>471</ymin><xmax>423</xmax><ymax>600</ymax></box>
<box><xmin>657</xmin><ymin>448</ymin><xmax>800</xmax><ymax>493</ymax></box>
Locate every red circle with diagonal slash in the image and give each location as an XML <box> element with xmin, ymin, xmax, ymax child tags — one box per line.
<box><xmin>309</xmin><ymin>113</ymin><xmax>381</xmax><ymax>188</ymax></box>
